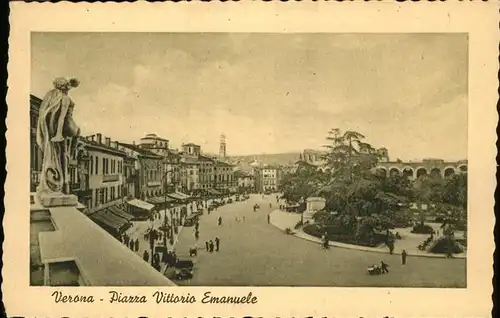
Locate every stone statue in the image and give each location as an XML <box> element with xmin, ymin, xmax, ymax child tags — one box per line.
<box><xmin>36</xmin><ymin>77</ymin><xmax>81</xmax><ymax>206</ymax></box>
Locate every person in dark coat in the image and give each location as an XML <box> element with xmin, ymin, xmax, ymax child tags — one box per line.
<box><xmin>134</xmin><ymin>239</ymin><xmax>139</xmax><ymax>252</ymax></box>
<box><xmin>209</xmin><ymin>240</ymin><xmax>214</xmax><ymax>253</ymax></box>
<box><xmin>218</xmin><ymin>216</ymin><xmax>222</xmax><ymax>226</ymax></box>
<box><xmin>401</xmin><ymin>250</ymin><xmax>407</xmax><ymax>265</ymax></box>
<box><xmin>205</xmin><ymin>241</ymin><xmax>209</xmax><ymax>251</ymax></box>
<box><xmin>215</xmin><ymin>237</ymin><xmax>220</xmax><ymax>252</ymax></box>
<box><xmin>143</xmin><ymin>250</ymin><xmax>149</xmax><ymax>263</ymax></box>
<box><xmin>195</xmin><ymin>230</ymin><xmax>200</xmax><ymax>240</ymax></box>
<box><xmin>380</xmin><ymin>261</ymin><xmax>389</xmax><ymax>273</ymax></box>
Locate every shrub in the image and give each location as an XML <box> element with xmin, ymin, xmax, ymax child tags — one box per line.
<box><xmin>294</xmin><ymin>220</ymin><xmax>303</xmax><ymax>229</ymax></box>
<box><xmin>411</xmin><ymin>223</ymin><xmax>435</xmax><ymax>234</ymax></box>
<box><xmin>429</xmin><ymin>236</ymin><xmax>464</xmax><ymax>254</ymax></box>
<box><xmin>303</xmin><ymin>224</ymin><xmax>385</xmax><ymax>248</ymax></box>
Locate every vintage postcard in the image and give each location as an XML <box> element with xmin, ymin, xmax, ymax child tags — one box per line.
<box><xmin>4</xmin><ymin>2</ymin><xmax>497</xmax><ymax>317</ymax></box>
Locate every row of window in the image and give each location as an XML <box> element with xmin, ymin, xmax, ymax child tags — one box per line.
<box><xmin>89</xmin><ymin>155</ymin><xmax>123</xmax><ymax>176</ymax></box>
<box><xmin>90</xmin><ymin>185</ymin><xmax>122</xmax><ymax>209</ymax></box>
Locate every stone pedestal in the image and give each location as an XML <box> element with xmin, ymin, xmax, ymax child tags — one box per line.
<box><xmin>38</xmin><ymin>192</ymin><xmax>78</xmax><ymax>208</ymax></box>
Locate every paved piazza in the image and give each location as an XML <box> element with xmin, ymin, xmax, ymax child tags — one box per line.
<box><xmin>174</xmin><ymin>194</ymin><xmax>466</xmax><ymax>287</ymax></box>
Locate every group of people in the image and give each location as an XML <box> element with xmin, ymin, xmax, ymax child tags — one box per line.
<box><xmin>204</xmin><ymin>237</ymin><xmax>221</xmax><ymax>252</ymax></box>
<box><xmin>120</xmin><ymin>233</ymin><xmax>140</xmax><ymax>252</ymax></box>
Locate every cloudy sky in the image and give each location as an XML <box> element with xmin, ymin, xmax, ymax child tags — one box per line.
<box><xmin>31</xmin><ymin>33</ymin><xmax>468</xmax><ymax>160</ymax></box>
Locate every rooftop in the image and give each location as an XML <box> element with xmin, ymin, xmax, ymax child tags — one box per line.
<box><xmin>82</xmin><ymin>137</ymin><xmax>127</xmax><ymax>157</ymax></box>
<box><xmin>118</xmin><ymin>142</ymin><xmax>163</xmax><ymax>159</ymax></box>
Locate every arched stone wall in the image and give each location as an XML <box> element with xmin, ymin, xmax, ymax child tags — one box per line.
<box><xmin>416</xmin><ymin>167</ymin><xmax>428</xmax><ymax>178</ymax></box>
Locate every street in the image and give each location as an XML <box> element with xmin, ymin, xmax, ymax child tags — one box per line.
<box><xmin>174</xmin><ymin>194</ymin><xmax>466</xmax><ymax>287</ymax></box>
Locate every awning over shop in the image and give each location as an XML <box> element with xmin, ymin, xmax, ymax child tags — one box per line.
<box><xmin>207</xmin><ymin>189</ymin><xmax>222</xmax><ymax>196</ymax></box>
<box><xmin>108</xmin><ymin>205</ymin><xmax>134</xmax><ymax>221</ymax></box>
<box><xmin>127</xmin><ymin>199</ymin><xmax>154</xmax><ymax>211</ymax></box>
<box><xmin>146</xmin><ymin>196</ymin><xmax>175</xmax><ymax>205</ymax></box>
<box><xmin>167</xmin><ymin>191</ymin><xmax>191</xmax><ymax>201</ymax></box>
<box><xmin>89</xmin><ymin>209</ymin><xmax>129</xmax><ymax>232</ymax></box>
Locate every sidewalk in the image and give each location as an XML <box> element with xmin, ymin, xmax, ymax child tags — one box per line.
<box><xmin>269</xmin><ymin>210</ymin><xmax>466</xmax><ymax>259</ymax></box>
<box><xmin>124</xmin><ymin>214</ymin><xmax>186</xmax><ymax>275</ymax></box>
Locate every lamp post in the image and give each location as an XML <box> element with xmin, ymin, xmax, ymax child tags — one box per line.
<box><xmin>162</xmin><ymin>169</ymin><xmax>176</xmax><ymax>249</ymax></box>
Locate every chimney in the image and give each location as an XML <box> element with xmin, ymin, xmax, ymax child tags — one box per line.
<box><xmin>105</xmin><ymin>137</ymin><xmax>111</xmax><ymax>146</ymax></box>
<box><xmin>96</xmin><ymin>133</ymin><xmax>102</xmax><ymax>144</ymax></box>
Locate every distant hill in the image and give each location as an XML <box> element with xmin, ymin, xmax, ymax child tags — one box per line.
<box><xmin>228</xmin><ymin>152</ymin><xmax>301</xmax><ymax>167</ymax></box>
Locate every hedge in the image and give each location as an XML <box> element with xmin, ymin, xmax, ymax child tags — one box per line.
<box><xmin>303</xmin><ymin>224</ymin><xmax>385</xmax><ymax>248</ymax></box>
<box><xmin>411</xmin><ymin>223</ymin><xmax>435</xmax><ymax>234</ymax></box>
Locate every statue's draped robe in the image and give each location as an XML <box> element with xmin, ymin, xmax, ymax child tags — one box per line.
<box><xmin>36</xmin><ymin>89</ymin><xmax>73</xmax><ymax>194</ymax></box>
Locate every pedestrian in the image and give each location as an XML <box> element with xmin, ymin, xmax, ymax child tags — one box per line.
<box><xmin>205</xmin><ymin>241</ymin><xmax>209</xmax><ymax>251</ymax></box>
<box><xmin>267</xmin><ymin>214</ymin><xmax>270</xmax><ymax>224</ymax></box>
<box><xmin>143</xmin><ymin>250</ymin><xmax>149</xmax><ymax>263</ymax></box>
<box><xmin>195</xmin><ymin>230</ymin><xmax>199</xmax><ymax>240</ymax></box>
<box><xmin>215</xmin><ymin>237</ymin><xmax>220</xmax><ymax>252</ymax></box>
<box><xmin>380</xmin><ymin>261</ymin><xmax>389</xmax><ymax>273</ymax></box>
<box><xmin>135</xmin><ymin>239</ymin><xmax>139</xmax><ymax>252</ymax></box>
<box><xmin>269</xmin><ymin>203</ymin><xmax>272</xmax><ymax>209</ymax></box>
<box><xmin>218</xmin><ymin>216</ymin><xmax>222</xmax><ymax>226</ymax></box>
<box><xmin>129</xmin><ymin>238</ymin><xmax>135</xmax><ymax>250</ymax></box>
<box><xmin>401</xmin><ymin>250</ymin><xmax>407</xmax><ymax>265</ymax></box>
<box><xmin>209</xmin><ymin>240</ymin><xmax>214</xmax><ymax>253</ymax></box>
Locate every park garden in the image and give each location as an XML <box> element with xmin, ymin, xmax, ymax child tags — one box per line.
<box><xmin>279</xmin><ymin>129</ymin><xmax>467</xmax><ymax>256</ymax></box>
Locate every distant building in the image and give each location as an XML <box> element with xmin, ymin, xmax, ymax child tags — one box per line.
<box><xmin>234</xmin><ymin>170</ymin><xmax>255</xmax><ymax>191</ymax></box>
<box><xmin>138</xmin><ymin>133</ymin><xmax>169</xmax><ymax>157</ymax></box>
<box><xmin>213</xmin><ymin>160</ymin><xmax>236</xmax><ymax>193</ymax></box>
<box><xmin>377</xmin><ymin>147</ymin><xmax>389</xmax><ymax>162</ymax></box>
<box><xmin>254</xmin><ymin>165</ymin><xmax>283</xmax><ymax>192</ymax></box>
<box><xmin>118</xmin><ymin>142</ymin><xmax>164</xmax><ymax>200</ymax></box>
<box><xmin>219</xmin><ymin>134</ymin><xmax>227</xmax><ymax>159</ymax></box>
<box><xmin>180</xmin><ymin>143</ymin><xmax>201</xmax><ymax>192</ymax></box>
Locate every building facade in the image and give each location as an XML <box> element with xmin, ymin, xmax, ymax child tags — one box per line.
<box><xmin>234</xmin><ymin>170</ymin><xmax>255</xmax><ymax>192</ymax></box>
<box><xmin>138</xmin><ymin>133</ymin><xmax>170</xmax><ymax>157</ymax></box>
<box><xmin>254</xmin><ymin>166</ymin><xmax>283</xmax><ymax>192</ymax></box>
<box><xmin>30</xmin><ymin>95</ymin><xmax>43</xmax><ymax>192</ymax></box>
<box><xmin>84</xmin><ymin>134</ymin><xmax>127</xmax><ymax>213</ymax></box>
<box><xmin>118</xmin><ymin>142</ymin><xmax>164</xmax><ymax>200</ymax></box>
<box><xmin>213</xmin><ymin>161</ymin><xmax>236</xmax><ymax>193</ymax></box>
<box><xmin>376</xmin><ymin>159</ymin><xmax>468</xmax><ymax>180</ymax></box>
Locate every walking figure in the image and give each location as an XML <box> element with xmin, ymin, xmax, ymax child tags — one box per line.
<box><xmin>215</xmin><ymin>237</ymin><xmax>220</xmax><ymax>252</ymax></box>
<box><xmin>401</xmin><ymin>250</ymin><xmax>407</xmax><ymax>265</ymax></box>
<box><xmin>195</xmin><ymin>230</ymin><xmax>199</xmax><ymax>241</ymax></box>
<box><xmin>380</xmin><ymin>261</ymin><xmax>389</xmax><ymax>273</ymax></box>
<box><xmin>218</xmin><ymin>216</ymin><xmax>222</xmax><ymax>226</ymax></box>
<box><xmin>209</xmin><ymin>240</ymin><xmax>214</xmax><ymax>253</ymax></box>
<box><xmin>205</xmin><ymin>241</ymin><xmax>209</xmax><ymax>251</ymax></box>
<box><xmin>269</xmin><ymin>203</ymin><xmax>272</xmax><ymax>209</ymax></box>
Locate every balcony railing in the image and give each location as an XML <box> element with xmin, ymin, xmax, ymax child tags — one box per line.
<box><xmin>103</xmin><ymin>174</ymin><xmax>119</xmax><ymax>182</ymax></box>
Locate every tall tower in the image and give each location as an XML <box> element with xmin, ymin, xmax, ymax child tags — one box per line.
<box><xmin>219</xmin><ymin>134</ymin><xmax>227</xmax><ymax>159</ymax></box>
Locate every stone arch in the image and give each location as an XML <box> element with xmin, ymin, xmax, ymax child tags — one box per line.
<box><xmin>389</xmin><ymin>167</ymin><xmax>401</xmax><ymax>177</ymax></box>
<box><xmin>416</xmin><ymin>167</ymin><xmax>428</xmax><ymax>178</ymax></box>
<box><xmin>430</xmin><ymin>167</ymin><xmax>442</xmax><ymax>178</ymax></box>
<box><xmin>402</xmin><ymin>167</ymin><xmax>414</xmax><ymax>179</ymax></box>
<box><xmin>444</xmin><ymin>167</ymin><xmax>456</xmax><ymax>177</ymax></box>
<box><xmin>458</xmin><ymin>164</ymin><xmax>467</xmax><ymax>173</ymax></box>
<box><xmin>376</xmin><ymin>167</ymin><xmax>387</xmax><ymax>177</ymax></box>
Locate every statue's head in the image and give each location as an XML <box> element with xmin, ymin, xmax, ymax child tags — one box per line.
<box><xmin>53</xmin><ymin>77</ymin><xmax>80</xmax><ymax>92</ymax></box>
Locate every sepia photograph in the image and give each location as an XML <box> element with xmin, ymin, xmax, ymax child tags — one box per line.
<box><xmin>29</xmin><ymin>32</ymin><xmax>468</xmax><ymax>288</ymax></box>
